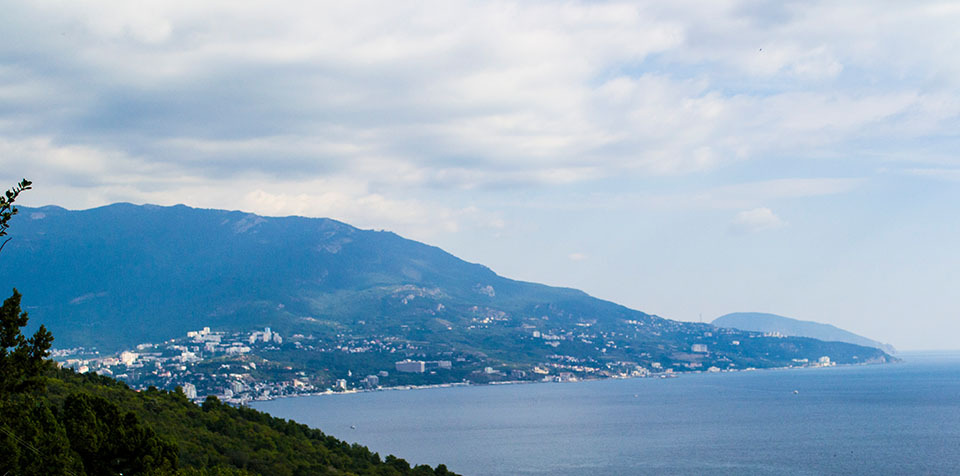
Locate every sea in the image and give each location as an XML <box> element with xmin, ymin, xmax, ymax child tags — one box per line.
<box><xmin>251</xmin><ymin>352</ymin><xmax>960</xmax><ymax>475</ymax></box>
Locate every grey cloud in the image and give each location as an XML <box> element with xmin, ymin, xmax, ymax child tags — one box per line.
<box><xmin>1</xmin><ymin>0</ymin><xmax>959</xmax><ymax>205</ymax></box>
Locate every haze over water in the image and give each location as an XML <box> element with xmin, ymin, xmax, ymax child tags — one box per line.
<box><xmin>254</xmin><ymin>353</ymin><xmax>960</xmax><ymax>475</ymax></box>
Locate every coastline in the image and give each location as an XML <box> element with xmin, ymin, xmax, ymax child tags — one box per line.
<box><xmin>244</xmin><ymin>358</ymin><xmax>896</xmax><ymax>405</ymax></box>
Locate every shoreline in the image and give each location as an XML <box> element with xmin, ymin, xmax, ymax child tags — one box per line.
<box><xmin>245</xmin><ymin>358</ymin><xmax>896</xmax><ymax>405</ymax></box>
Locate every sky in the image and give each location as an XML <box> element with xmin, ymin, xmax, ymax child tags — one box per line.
<box><xmin>2</xmin><ymin>0</ymin><xmax>958</xmax><ymax>350</ymax></box>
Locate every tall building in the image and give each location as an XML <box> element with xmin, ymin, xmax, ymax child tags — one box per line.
<box><xmin>182</xmin><ymin>382</ymin><xmax>197</xmax><ymax>399</ymax></box>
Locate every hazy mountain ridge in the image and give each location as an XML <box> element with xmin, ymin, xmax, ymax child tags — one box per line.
<box><xmin>3</xmin><ymin>203</ymin><xmax>650</xmax><ymax>350</ymax></box>
<box><xmin>2</xmin><ymin>203</ymin><xmax>892</xmax><ymax>383</ymax></box>
<box><xmin>713</xmin><ymin>312</ymin><xmax>896</xmax><ymax>354</ymax></box>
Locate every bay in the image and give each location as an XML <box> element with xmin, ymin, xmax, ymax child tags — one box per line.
<box><xmin>252</xmin><ymin>352</ymin><xmax>960</xmax><ymax>475</ymax></box>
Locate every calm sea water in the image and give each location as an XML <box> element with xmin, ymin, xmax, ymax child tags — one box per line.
<box><xmin>252</xmin><ymin>352</ymin><xmax>960</xmax><ymax>475</ymax></box>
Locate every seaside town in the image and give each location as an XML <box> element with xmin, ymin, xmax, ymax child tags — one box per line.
<box><xmin>53</xmin><ymin>326</ymin><xmax>462</xmax><ymax>405</ymax></box>
<box><xmin>51</xmin><ymin>323</ymin><xmax>838</xmax><ymax>405</ymax></box>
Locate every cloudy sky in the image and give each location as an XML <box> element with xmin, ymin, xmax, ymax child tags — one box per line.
<box><xmin>3</xmin><ymin>1</ymin><xmax>959</xmax><ymax>349</ymax></box>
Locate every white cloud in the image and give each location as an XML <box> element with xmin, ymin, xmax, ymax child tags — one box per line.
<box><xmin>2</xmin><ymin>0</ymin><xmax>960</xmax><ymax>235</ymax></box>
<box><xmin>2</xmin><ymin>0</ymin><xmax>958</xmax><ymax>194</ymax></box>
<box><xmin>730</xmin><ymin>207</ymin><xmax>786</xmax><ymax>233</ymax></box>
<box><xmin>905</xmin><ymin>168</ymin><xmax>960</xmax><ymax>182</ymax></box>
<box><xmin>568</xmin><ymin>252</ymin><xmax>588</xmax><ymax>261</ymax></box>
<box><xmin>699</xmin><ymin>178</ymin><xmax>865</xmax><ymax>208</ymax></box>
<box><xmin>534</xmin><ymin>177</ymin><xmax>865</xmax><ymax>213</ymax></box>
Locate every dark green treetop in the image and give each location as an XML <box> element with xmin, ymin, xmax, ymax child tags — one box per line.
<box><xmin>0</xmin><ymin>288</ymin><xmax>54</xmax><ymax>395</ymax></box>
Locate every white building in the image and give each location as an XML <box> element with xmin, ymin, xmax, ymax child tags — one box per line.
<box><xmin>182</xmin><ymin>382</ymin><xmax>197</xmax><ymax>399</ymax></box>
<box><xmin>120</xmin><ymin>351</ymin><xmax>138</xmax><ymax>366</ymax></box>
<box><xmin>691</xmin><ymin>344</ymin><xmax>708</xmax><ymax>353</ymax></box>
<box><xmin>395</xmin><ymin>360</ymin><xmax>426</xmax><ymax>373</ymax></box>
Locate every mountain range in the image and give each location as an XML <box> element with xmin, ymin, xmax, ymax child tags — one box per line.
<box><xmin>5</xmin><ymin>203</ymin><xmax>649</xmax><ymax>349</ymax></box>
<box><xmin>1</xmin><ymin>203</ymin><xmax>893</xmax><ymax>381</ymax></box>
<box><xmin>713</xmin><ymin>312</ymin><xmax>896</xmax><ymax>354</ymax></box>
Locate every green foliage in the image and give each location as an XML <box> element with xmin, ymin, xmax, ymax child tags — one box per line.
<box><xmin>31</xmin><ymin>369</ymin><xmax>458</xmax><ymax>475</ymax></box>
<box><xmin>0</xmin><ymin>177</ymin><xmax>31</xmax><ymax>253</ymax></box>
<box><xmin>0</xmin><ymin>394</ymin><xmax>82</xmax><ymax>475</ymax></box>
<box><xmin>62</xmin><ymin>392</ymin><xmax>178</xmax><ymax>475</ymax></box>
<box><xmin>0</xmin><ymin>288</ymin><xmax>54</xmax><ymax>395</ymax></box>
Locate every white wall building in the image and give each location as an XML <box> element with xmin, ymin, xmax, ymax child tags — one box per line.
<box><xmin>182</xmin><ymin>382</ymin><xmax>197</xmax><ymax>399</ymax></box>
<box><xmin>120</xmin><ymin>351</ymin><xmax>138</xmax><ymax>366</ymax></box>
